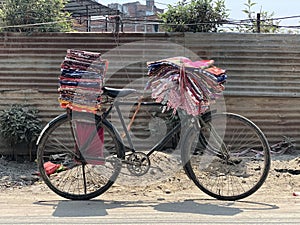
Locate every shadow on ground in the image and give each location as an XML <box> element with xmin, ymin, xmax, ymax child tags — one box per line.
<box><xmin>34</xmin><ymin>198</ymin><xmax>279</xmax><ymax>217</ymax></box>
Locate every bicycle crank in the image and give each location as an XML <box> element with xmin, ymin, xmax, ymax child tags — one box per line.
<box><xmin>126</xmin><ymin>152</ymin><xmax>151</xmax><ymax>176</ymax></box>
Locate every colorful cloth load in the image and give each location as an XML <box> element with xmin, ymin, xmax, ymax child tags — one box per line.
<box><xmin>146</xmin><ymin>57</ymin><xmax>227</xmax><ymax>116</ymax></box>
<box><xmin>58</xmin><ymin>49</ymin><xmax>108</xmax><ymax>113</ymax></box>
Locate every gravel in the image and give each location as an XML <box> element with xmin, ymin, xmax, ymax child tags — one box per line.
<box><xmin>0</xmin><ymin>157</ymin><xmax>39</xmax><ymax>190</ymax></box>
<box><xmin>0</xmin><ymin>151</ymin><xmax>299</xmax><ymax>195</ymax></box>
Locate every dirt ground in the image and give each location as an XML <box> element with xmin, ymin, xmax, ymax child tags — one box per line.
<box><xmin>0</xmin><ymin>150</ymin><xmax>299</xmax><ymax>203</ymax></box>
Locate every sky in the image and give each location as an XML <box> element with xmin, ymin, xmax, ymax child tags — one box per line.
<box><xmin>98</xmin><ymin>0</ymin><xmax>300</xmax><ymax>26</ymax></box>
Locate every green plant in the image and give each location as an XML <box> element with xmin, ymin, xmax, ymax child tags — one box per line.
<box><xmin>0</xmin><ymin>0</ymin><xmax>73</xmax><ymax>32</ymax></box>
<box><xmin>232</xmin><ymin>0</ymin><xmax>280</xmax><ymax>33</ymax></box>
<box><xmin>0</xmin><ymin>104</ymin><xmax>42</xmax><ymax>146</ymax></box>
<box><xmin>159</xmin><ymin>0</ymin><xmax>229</xmax><ymax>32</ymax></box>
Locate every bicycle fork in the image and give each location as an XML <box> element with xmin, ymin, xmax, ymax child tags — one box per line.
<box><xmin>195</xmin><ymin>115</ymin><xmax>231</xmax><ymax>161</ymax></box>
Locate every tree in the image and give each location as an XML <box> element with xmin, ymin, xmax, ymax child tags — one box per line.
<box><xmin>0</xmin><ymin>0</ymin><xmax>73</xmax><ymax>32</ymax></box>
<box><xmin>159</xmin><ymin>0</ymin><xmax>229</xmax><ymax>32</ymax></box>
<box><xmin>233</xmin><ymin>0</ymin><xmax>280</xmax><ymax>33</ymax></box>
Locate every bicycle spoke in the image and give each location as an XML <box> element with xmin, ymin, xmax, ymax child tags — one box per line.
<box><xmin>37</xmin><ymin>113</ymin><xmax>123</xmax><ymax>200</ymax></box>
<box><xmin>183</xmin><ymin>112</ymin><xmax>270</xmax><ymax>201</ymax></box>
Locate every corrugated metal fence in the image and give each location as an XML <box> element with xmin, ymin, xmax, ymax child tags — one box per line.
<box><xmin>0</xmin><ymin>32</ymin><xmax>299</xmax><ymax>154</ymax></box>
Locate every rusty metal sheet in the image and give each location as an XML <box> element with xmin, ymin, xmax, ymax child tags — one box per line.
<box><xmin>0</xmin><ymin>32</ymin><xmax>299</xmax><ymax>154</ymax></box>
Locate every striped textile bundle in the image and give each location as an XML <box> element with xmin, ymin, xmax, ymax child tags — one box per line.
<box><xmin>146</xmin><ymin>57</ymin><xmax>227</xmax><ymax>116</ymax></box>
<box><xmin>58</xmin><ymin>49</ymin><xmax>108</xmax><ymax>113</ymax></box>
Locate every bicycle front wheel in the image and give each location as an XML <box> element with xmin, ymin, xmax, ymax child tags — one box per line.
<box><xmin>182</xmin><ymin>112</ymin><xmax>270</xmax><ymax>201</ymax></box>
<box><xmin>37</xmin><ymin>112</ymin><xmax>123</xmax><ymax>200</ymax></box>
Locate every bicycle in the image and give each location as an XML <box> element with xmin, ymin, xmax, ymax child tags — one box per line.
<box><xmin>36</xmin><ymin>86</ymin><xmax>271</xmax><ymax>201</ymax></box>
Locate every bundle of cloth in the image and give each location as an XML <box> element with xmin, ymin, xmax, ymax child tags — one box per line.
<box><xmin>58</xmin><ymin>49</ymin><xmax>108</xmax><ymax>113</ymax></box>
<box><xmin>146</xmin><ymin>57</ymin><xmax>227</xmax><ymax>116</ymax></box>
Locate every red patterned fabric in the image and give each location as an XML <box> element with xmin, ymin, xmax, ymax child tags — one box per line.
<box><xmin>146</xmin><ymin>57</ymin><xmax>227</xmax><ymax>116</ymax></box>
<box><xmin>75</xmin><ymin>121</ymin><xmax>104</xmax><ymax>165</ymax></box>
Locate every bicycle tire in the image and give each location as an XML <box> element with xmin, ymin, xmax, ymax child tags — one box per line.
<box><xmin>182</xmin><ymin>112</ymin><xmax>271</xmax><ymax>201</ymax></box>
<box><xmin>37</xmin><ymin>112</ymin><xmax>124</xmax><ymax>200</ymax></box>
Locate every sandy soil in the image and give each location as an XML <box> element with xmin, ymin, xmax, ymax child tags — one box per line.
<box><xmin>0</xmin><ymin>150</ymin><xmax>299</xmax><ymax>203</ymax></box>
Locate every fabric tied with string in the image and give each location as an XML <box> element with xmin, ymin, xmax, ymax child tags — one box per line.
<box><xmin>146</xmin><ymin>57</ymin><xmax>227</xmax><ymax>116</ymax></box>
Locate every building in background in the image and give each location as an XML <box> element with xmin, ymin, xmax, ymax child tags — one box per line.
<box><xmin>104</xmin><ymin>0</ymin><xmax>163</xmax><ymax>32</ymax></box>
<box><xmin>0</xmin><ymin>0</ymin><xmax>162</xmax><ymax>32</ymax></box>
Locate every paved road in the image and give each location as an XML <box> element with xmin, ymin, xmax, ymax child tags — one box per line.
<box><xmin>0</xmin><ymin>188</ymin><xmax>299</xmax><ymax>225</ymax></box>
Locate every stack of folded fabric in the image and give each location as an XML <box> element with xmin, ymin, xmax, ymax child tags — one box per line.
<box><xmin>146</xmin><ymin>57</ymin><xmax>227</xmax><ymax>116</ymax></box>
<box><xmin>58</xmin><ymin>49</ymin><xmax>108</xmax><ymax>113</ymax></box>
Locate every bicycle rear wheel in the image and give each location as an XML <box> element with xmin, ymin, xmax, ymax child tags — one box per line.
<box><xmin>182</xmin><ymin>112</ymin><xmax>270</xmax><ymax>201</ymax></box>
<box><xmin>37</xmin><ymin>112</ymin><xmax>123</xmax><ymax>200</ymax></box>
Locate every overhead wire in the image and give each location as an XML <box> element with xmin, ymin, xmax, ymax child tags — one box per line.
<box><xmin>1</xmin><ymin>0</ymin><xmax>300</xmax><ymax>30</ymax></box>
<box><xmin>119</xmin><ymin>15</ymin><xmax>300</xmax><ymax>30</ymax></box>
<box><xmin>1</xmin><ymin>8</ymin><xmax>300</xmax><ymax>31</ymax></box>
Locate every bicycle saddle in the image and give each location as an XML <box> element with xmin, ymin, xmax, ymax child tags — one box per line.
<box><xmin>102</xmin><ymin>86</ymin><xmax>137</xmax><ymax>98</ymax></box>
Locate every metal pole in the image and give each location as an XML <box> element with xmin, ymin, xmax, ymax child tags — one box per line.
<box><xmin>105</xmin><ymin>16</ymin><xmax>108</xmax><ymax>32</ymax></box>
<box><xmin>115</xmin><ymin>15</ymin><xmax>120</xmax><ymax>33</ymax></box>
<box><xmin>257</xmin><ymin>13</ymin><xmax>261</xmax><ymax>33</ymax></box>
<box><xmin>86</xmin><ymin>5</ymin><xmax>90</xmax><ymax>32</ymax></box>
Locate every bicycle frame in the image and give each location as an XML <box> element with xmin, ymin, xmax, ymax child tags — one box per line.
<box><xmin>65</xmin><ymin>96</ymin><xmax>228</xmax><ymax>165</ymax></box>
<box><xmin>102</xmin><ymin>99</ymin><xmax>186</xmax><ymax>157</ymax></box>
